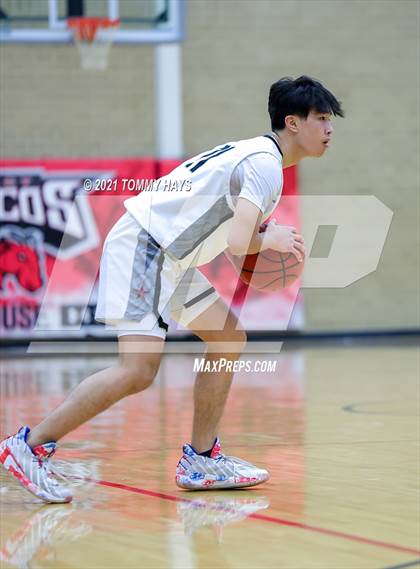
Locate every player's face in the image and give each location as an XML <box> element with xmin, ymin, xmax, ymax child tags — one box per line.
<box><xmin>296</xmin><ymin>110</ymin><xmax>334</xmax><ymax>157</ymax></box>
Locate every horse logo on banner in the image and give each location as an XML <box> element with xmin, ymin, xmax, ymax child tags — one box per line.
<box><xmin>0</xmin><ymin>226</ymin><xmax>47</xmax><ymax>296</ymax></box>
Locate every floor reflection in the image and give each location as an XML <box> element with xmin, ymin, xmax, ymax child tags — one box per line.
<box><xmin>177</xmin><ymin>493</ymin><xmax>270</xmax><ymax>539</ymax></box>
<box><xmin>0</xmin><ymin>505</ymin><xmax>90</xmax><ymax>569</ymax></box>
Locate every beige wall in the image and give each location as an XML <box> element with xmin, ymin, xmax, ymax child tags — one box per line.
<box><xmin>1</xmin><ymin>0</ymin><xmax>419</xmax><ymax>330</ymax></box>
<box><xmin>0</xmin><ymin>44</ymin><xmax>155</xmax><ymax>157</ymax></box>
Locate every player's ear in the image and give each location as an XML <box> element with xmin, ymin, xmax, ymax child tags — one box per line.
<box><xmin>285</xmin><ymin>115</ymin><xmax>299</xmax><ymax>133</ymax></box>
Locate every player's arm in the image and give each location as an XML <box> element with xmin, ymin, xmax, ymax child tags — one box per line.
<box><xmin>226</xmin><ymin>197</ymin><xmax>262</xmax><ymax>255</ymax></box>
<box><xmin>226</xmin><ymin>198</ymin><xmax>305</xmax><ymax>260</ymax></box>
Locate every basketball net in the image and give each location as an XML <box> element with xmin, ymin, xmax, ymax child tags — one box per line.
<box><xmin>68</xmin><ymin>17</ymin><xmax>120</xmax><ymax>71</ymax></box>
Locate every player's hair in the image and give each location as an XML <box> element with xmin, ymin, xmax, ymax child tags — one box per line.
<box><xmin>268</xmin><ymin>75</ymin><xmax>344</xmax><ymax>130</ymax></box>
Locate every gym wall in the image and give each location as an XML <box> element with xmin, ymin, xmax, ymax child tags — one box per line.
<box><xmin>1</xmin><ymin>0</ymin><xmax>418</xmax><ymax>332</ymax></box>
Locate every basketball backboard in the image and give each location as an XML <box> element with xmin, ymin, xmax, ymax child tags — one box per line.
<box><xmin>0</xmin><ymin>0</ymin><xmax>185</xmax><ymax>43</ymax></box>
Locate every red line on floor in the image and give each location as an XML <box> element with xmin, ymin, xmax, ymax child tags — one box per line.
<box><xmin>94</xmin><ymin>479</ymin><xmax>420</xmax><ymax>556</ymax></box>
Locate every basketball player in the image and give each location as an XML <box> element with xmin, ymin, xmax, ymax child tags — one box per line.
<box><xmin>0</xmin><ymin>76</ymin><xmax>344</xmax><ymax>502</ymax></box>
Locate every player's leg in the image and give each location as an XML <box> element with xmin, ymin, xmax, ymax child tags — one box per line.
<box><xmin>171</xmin><ymin>268</ymin><xmax>246</xmax><ymax>452</ymax></box>
<box><xmin>1</xmin><ymin>212</ymin><xmax>171</xmax><ymax>503</ymax></box>
<box><xmin>27</xmin><ymin>334</ymin><xmax>165</xmax><ymax>447</ymax></box>
<box><xmin>26</xmin><ymin>211</ymin><xmax>174</xmax><ymax>444</ymax></box>
<box><xmin>171</xmin><ymin>269</ymin><xmax>268</xmax><ymax>489</ymax></box>
<box><xmin>0</xmin><ymin>333</ymin><xmax>165</xmax><ymax>503</ymax></box>
<box><xmin>187</xmin><ymin>300</ymin><xmax>246</xmax><ymax>453</ymax></box>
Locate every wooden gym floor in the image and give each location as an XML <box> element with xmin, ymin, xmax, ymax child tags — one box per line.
<box><xmin>0</xmin><ymin>340</ymin><xmax>419</xmax><ymax>568</ymax></box>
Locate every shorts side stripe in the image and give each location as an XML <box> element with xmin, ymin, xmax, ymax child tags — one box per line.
<box><xmin>124</xmin><ymin>229</ymin><xmax>160</xmax><ymax>321</ymax></box>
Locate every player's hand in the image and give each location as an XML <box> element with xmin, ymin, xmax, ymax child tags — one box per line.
<box><xmin>265</xmin><ymin>222</ymin><xmax>306</xmax><ymax>262</ymax></box>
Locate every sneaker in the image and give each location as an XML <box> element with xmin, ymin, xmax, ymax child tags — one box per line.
<box><xmin>175</xmin><ymin>438</ymin><xmax>269</xmax><ymax>490</ymax></box>
<box><xmin>0</xmin><ymin>427</ymin><xmax>73</xmax><ymax>503</ymax></box>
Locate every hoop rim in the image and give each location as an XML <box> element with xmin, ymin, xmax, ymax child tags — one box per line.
<box><xmin>67</xmin><ymin>17</ymin><xmax>120</xmax><ymax>28</ymax></box>
<box><xmin>67</xmin><ymin>17</ymin><xmax>120</xmax><ymax>42</ymax></box>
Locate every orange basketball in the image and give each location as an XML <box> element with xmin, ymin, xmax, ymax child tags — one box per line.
<box><xmin>230</xmin><ymin>224</ymin><xmax>305</xmax><ymax>292</ymax></box>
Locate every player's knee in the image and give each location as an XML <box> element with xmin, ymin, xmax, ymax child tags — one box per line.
<box><xmin>122</xmin><ymin>361</ymin><xmax>159</xmax><ymax>394</ymax></box>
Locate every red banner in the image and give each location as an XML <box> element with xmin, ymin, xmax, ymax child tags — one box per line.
<box><xmin>0</xmin><ymin>159</ymin><xmax>303</xmax><ymax>339</ymax></box>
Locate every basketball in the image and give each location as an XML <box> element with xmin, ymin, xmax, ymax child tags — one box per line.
<box><xmin>230</xmin><ymin>224</ymin><xmax>305</xmax><ymax>292</ymax></box>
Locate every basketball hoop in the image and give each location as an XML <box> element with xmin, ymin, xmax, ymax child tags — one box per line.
<box><xmin>68</xmin><ymin>17</ymin><xmax>120</xmax><ymax>71</ymax></box>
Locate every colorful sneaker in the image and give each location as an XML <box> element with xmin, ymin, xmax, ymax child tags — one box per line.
<box><xmin>0</xmin><ymin>427</ymin><xmax>73</xmax><ymax>503</ymax></box>
<box><xmin>175</xmin><ymin>438</ymin><xmax>269</xmax><ymax>490</ymax></box>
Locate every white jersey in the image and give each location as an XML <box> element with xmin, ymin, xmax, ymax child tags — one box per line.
<box><xmin>124</xmin><ymin>135</ymin><xmax>283</xmax><ymax>268</ymax></box>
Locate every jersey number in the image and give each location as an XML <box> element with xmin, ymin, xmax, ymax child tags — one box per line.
<box><xmin>184</xmin><ymin>144</ymin><xmax>234</xmax><ymax>173</ymax></box>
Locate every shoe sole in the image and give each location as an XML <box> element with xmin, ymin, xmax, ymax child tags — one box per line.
<box><xmin>176</xmin><ymin>474</ymin><xmax>269</xmax><ymax>490</ymax></box>
<box><xmin>0</xmin><ymin>442</ymin><xmax>72</xmax><ymax>504</ymax></box>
